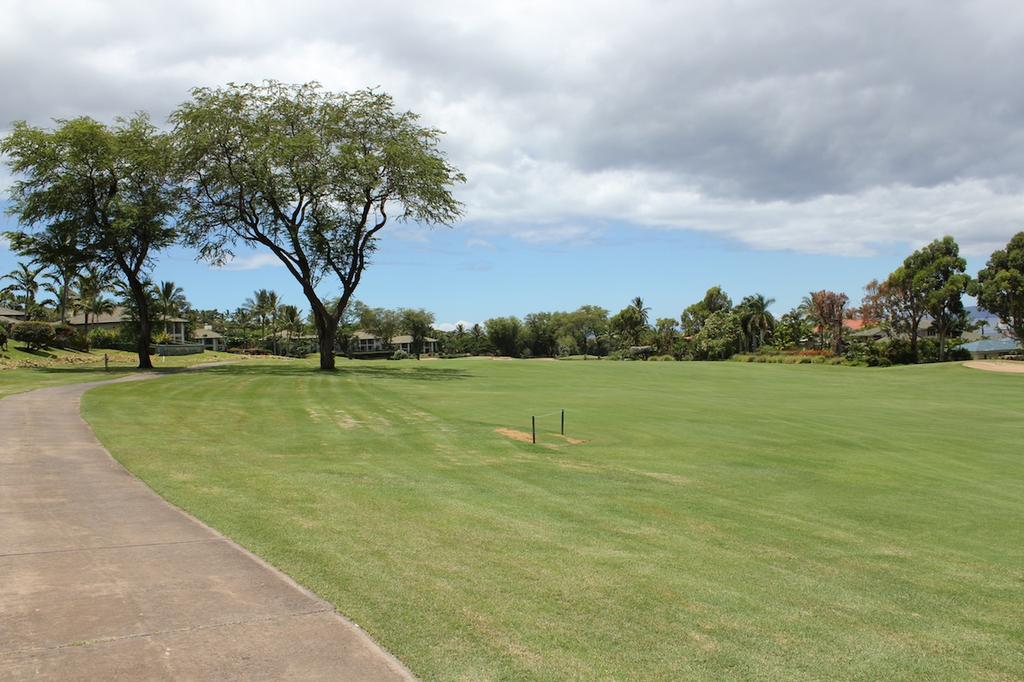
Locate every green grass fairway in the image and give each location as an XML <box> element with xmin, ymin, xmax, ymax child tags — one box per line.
<box><xmin>0</xmin><ymin>347</ymin><xmax>241</xmax><ymax>398</ymax></box>
<box><xmin>83</xmin><ymin>359</ymin><xmax>1024</xmax><ymax>680</ymax></box>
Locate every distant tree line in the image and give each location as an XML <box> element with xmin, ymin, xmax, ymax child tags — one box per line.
<box><xmin>421</xmin><ymin>233</ymin><xmax>1023</xmax><ymax>366</ymax></box>
<box><xmin>6</xmin><ymin>231</ymin><xmax>1023</xmax><ymax>366</ymax></box>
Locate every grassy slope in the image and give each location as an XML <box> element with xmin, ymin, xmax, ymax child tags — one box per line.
<box><xmin>0</xmin><ymin>345</ymin><xmax>242</xmax><ymax>399</ymax></box>
<box><xmin>83</xmin><ymin>359</ymin><xmax>1024</xmax><ymax>680</ymax></box>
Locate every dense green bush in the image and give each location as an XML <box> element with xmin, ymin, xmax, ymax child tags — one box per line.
<box><xmin>53</xmin><ymin>324</ymin><xmax>89</xmax><ymax>350</ymax></box>
<box><xmin>11</xmin><ymin>321</ymin><xmax>56</xmax><ymax>350</ymax></box>
<box><xmin>0</xmin><ymin>321</ymin><xmax>9</xmax><ymax>351</ymax></box>
<box><xmin>88</xmin><ymin>328</ymin><xmax>134</xmax><ymax>351</ymax></box>
<box><xmin>693</xmin><ymin>311</ymin><xmax>743</xmax><ymax>360</ymax></box>
<box><xmin>390</xmin><ymin>349</ymin><xmax>412</xmax><ymax>360</ymax></box>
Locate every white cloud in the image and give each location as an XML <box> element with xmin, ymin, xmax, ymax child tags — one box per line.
<box><xmin>465</xmin><ymin>238</ymin><xmax>496</xmax><ymax>250</ymax></box>
<box><xmin>216</xmin><ymin>252</ymin><xmax>283</xmax><ymax>271</ymax></box>
<box><xmin>4</xmin><ymin>1</ymin><xmax>1024</xmax><ymax>257</ymax></box>
<box><xmin>435</xmin><ymin>320</ymin><xmax>478</xmax><ymax>332</ymax></box>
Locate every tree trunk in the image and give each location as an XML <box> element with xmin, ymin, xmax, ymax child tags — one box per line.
<box><xmin>317</xmin><ymin>325</ymin><xmax>336</xmax><ymax>370</ymax></box>
<box><xmin>127</xmin><ymin>276</ymin><xmax>154</xmax><ymax>369</ymax></box>
<box><xmin>910</xmin><ymin>327</ymin><xmax>919</xmax><ymax>363</ymax></box>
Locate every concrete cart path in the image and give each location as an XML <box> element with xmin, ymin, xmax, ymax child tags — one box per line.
<box><xmin>0</xmin><ymin>373</ymin><xmax>413</xmax><ymax>680</ymax></box>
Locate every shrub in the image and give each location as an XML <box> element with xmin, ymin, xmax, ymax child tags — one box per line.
<box><xmin>88</xmin><ymin>328</ymin><xmax>134</xmax><ymax>351</ymax></box>
<box><xmin>152</xmin><ymin>330</ymin><xmax>172</xmax><ymax>344</ymax></box>
<box><xmin>11</xmin><ymin>321</ymin><xmax>56</xmax><ymax>350</ymax></box>
<box><xmin>947</xmin><ymin>347</ymin><xmax>972</xmax><ymax>361</ymax></box>
<box><xmin>651</xmin><ymin>354</ymin><xmax>675</xmax><ymax>361</ymax></box>
<box><xmin>390</xmin><ymin>349</ymin><xmax>412</xmax><ymax>360</ymax></box>
<box><xmin>53</xmin><ymin>324</ymin><xmax>89</xmax><ymax>351</ymax></box>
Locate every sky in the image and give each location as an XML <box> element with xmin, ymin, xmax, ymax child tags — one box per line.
<box><xmin>2</xmin><ymin>0</ymin><xmax>1024</xmax><ymax>329</ymax></box>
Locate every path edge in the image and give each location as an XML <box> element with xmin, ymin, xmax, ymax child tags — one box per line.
<box><xmin>71</xmin><ymin>366</ymin><xmax>418</xmax><ymax>681</ymax></box>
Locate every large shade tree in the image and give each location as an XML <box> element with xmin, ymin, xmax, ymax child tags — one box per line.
<box><xmin>918</xmin><ymin>236</ymin><xmax>971</xmax><ymax>361</ymax></box>
<box><xmin>400</xmin><ymin>308</ymin><xmax>436</xmax><ymax>359</ymax></box>
<box><xmin>808</xmin><ymin>290</ymin><xmax>848</xmax><ymax>354</ymax></box>
<box><xmin>681</xmin><ymin>286</ymin><xmax>732</xmax><ymax>335</ymax></box>
<box><xmin>172</xmin><ymin>81</ymin><xmax>464</xmax><ymax>370</ymax></box>
<box><xmin>2</xmin><ymin>115</ymin><xmax>178</xmax><ymax>368</ymax></box>
<box><xmin>972</xmin><ymin>231</ymin><xmax>1024</xmax><ymax>343</ymax></box>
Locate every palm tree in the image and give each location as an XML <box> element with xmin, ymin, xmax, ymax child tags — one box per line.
<box><xmin>5</xmin><ymin>226</ymin><xmax>87</xmax><ymax>322</ymax></box>
<box><xmin>155</xmin><ymin>281</ymin><xmax>188</xmax><ymax>319</ymax></box>
<box><xmin>2</xmin><ymin>262</ymin><xmax>45</xmax><ymax>317</ymax></box>
<box><xmin>470</xmin><ymin>323</ymin><xmax>484</xmax><ymax>355</ymax></box>
<box><xmin>737</xmin><ymin>294</ymin><xmax>776</xmax><ymax>352</ymax></box>
<box><xmin>153</xmin><ymin>281</ymin><xmax>188</xmax><ymax>339</ymax></box>
<box><xmin>266</xmin><ymin>291</ymin><xmax>281</xmax><ymax>353</ymax></box>
<box><xmin>630</xmin><ymin>296</ymin><xmax>650</xmax><ymax>327</ymax></box>
<box><xmin>279</xmin><ymin>304</ymin><xmax>304</xmax><ymax>341</ymax></box>
<box><xmin>73</xmin><ymin>271</ymin><xmax>116</xmax><ymax>338</ymax></box>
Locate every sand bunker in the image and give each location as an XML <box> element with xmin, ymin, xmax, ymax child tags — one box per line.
<box><xmin>963</xmin><ymin>360</ymin><xmax>1024</xmax><ymax>374</ymax></box>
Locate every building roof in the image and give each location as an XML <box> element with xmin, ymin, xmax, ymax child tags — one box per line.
<box><xmin>66</xmin><ymin>306</ymin><xmax>188</xmax><ymax>325</ymax></box>
<box><xmin>958</xmin><ymin>338</ymin><xmax>1022</xmax><ymax>353</ymax></box>
<box><xmin>0</xmin><ymin>307</ymin><xmax>26</xmax><ymax>318</ymax></box>
<box><xmin>192</xmin><ymin>328</ymin><xmax>224</xmax><ymax>339</ymax></box>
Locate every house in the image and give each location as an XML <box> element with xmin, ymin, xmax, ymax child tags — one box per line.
<box><xmin>0</xmin><ymin>307</ymin><xmax>27</xmax><ymax>326</ymax></box>
<box><xmin>351</xmin><ymin>330</ymin><xmax>439</xmax><ymax>355</ymax></box>
<box><xmin>192</xmin><ymin>325</ymin><xmax>226</xmax><ymax>351</ymax></box>
<box><xmin>66</xmin><ymin>306</ymin><xmax>188</xmax><ymax>342</ymax></box>
<box><xmin>849</xmin><ymin>318</ymin><xmax>987</xmax><ymax>344</ymax></box>
<box><xmin>957</xmin><ymin>338</ymin><xmax>1022</xmax><ymax>360</ymax></box>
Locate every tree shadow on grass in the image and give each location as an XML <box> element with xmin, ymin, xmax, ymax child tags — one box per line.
<box><xmin>195</xmin><ymin>361</ymin><xmax>473</xmax><ymax>382</ymax></box>
<box><xmin>16</xmin><ymin>347</ymin><xmax>58</xmax><ymax>359</ymax></box>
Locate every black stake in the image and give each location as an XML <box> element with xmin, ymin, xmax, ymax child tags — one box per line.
<box><xmin>532</xmin><ymin>416</ymin><xmax>536</xmax><ymax>444</ymax></box>
<box><xmin>561</xmin><ymin>409</ymin><xmax>565</xmax><ymax>435</ymax></box>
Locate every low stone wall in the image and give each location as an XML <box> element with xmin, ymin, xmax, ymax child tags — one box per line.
<box><xmin>152</xmin><ymin>343</ymin><xmax>204</xmax><ymax>356</ymax></box>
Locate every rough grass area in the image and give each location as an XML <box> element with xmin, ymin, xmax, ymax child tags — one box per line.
<box><xmin>83</xmin><ymin>359</ymin><xmax>1024</xmax><ymax>680</ymax></box>
<box><xmin>0</xmin><ymin>345</ymin><xmax>242</xmax><ymax>398</ymax></box>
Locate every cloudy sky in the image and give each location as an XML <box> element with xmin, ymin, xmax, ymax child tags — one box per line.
<box><xmin>2</xmin><ymin>0</ymin><xmax>1023</xmax><ymax>325</ymax></box>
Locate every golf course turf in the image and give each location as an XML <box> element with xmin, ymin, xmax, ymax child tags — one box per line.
<box><xmin>81</xmin><ymin>358</ymin><xmax>1024</xmax><ymax>680</ymax></box>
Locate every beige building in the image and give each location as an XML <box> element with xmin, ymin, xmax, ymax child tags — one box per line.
<box><xmin>352</xmin><ymin>330</ymin><xmax>439</xmax><ymax>355</ymax></box>
<box><xmin>67</xmin><ymin>306</ymin><xmax>188</xmax><ymax>342</ymax></box>
<box><xmin>192</xmin><ymin>325</ymin><xmax>226</xmax><ymax>351</ymax></box>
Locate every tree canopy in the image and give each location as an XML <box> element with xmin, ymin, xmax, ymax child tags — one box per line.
<box><xmin>2</xmin><ymin>114</ymin><xmax>178</xmax><ymax>367</ymax></box>
<box><xmin>972</xmin><ymin>231</ymin><xmax>1024</xmax><ymax>343</ymax></box>
<box><xmin>172</xmin><ymin>81</ymin><xmax>464</xmax><ymax>370</ymax></box>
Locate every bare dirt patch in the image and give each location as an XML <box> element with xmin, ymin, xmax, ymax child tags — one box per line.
<box><xmin>333</xmin><ymin>410</ymin><xmax>361</xmax><ymax>429</ymax></box>
<box><xmin>495</xmin><ymin>427</ymin><xmax>534</xmax><ymax>443</ymax></box>
<box><xmin>963</xmin><ymin>360</ymin><xmax>1024</xmax><ymax>374</ymax></box>
<box><xmin>551</xmin><ymin>433</ymin><xmax>587</xmax><ymax>445</ymax></box>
